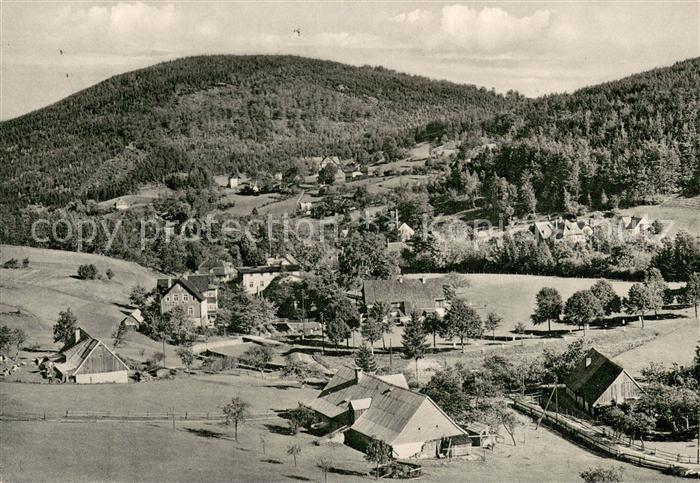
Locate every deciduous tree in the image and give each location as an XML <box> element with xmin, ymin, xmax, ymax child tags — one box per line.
<box><xmin>223</xmin><ymin>396</ymin><xmax>250</xmax><ymax>442</ymax></box>
<box><xmin>531</xmin><ymin>287</ymin><xmax>562</xmax><ymax>334</ymax></box>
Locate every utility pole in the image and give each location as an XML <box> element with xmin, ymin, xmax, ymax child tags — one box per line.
<box><xmin>389</xmin><ymin>337</ymin><xmax>392</xmax><ymax>369</ymax></box>
<box><xmin>320</xmin><ymin>314</ymin><xmax>325</xmax><ymax>355</ymax></box>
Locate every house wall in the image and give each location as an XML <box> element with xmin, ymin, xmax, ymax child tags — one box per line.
<box><xmin>74</xmin><ymin>345</ymin><xmax>127</xmax><ymax>375</ymax></box>
<box><xmin>593</xmin><ymin>371</ymin><xmax>641</xmax><ymax>408</ymax></box>
<box><xmin>242</xmin><ymin>272</ymin><xmax>280</xmax><ymax>294</ymax></box>
<box><xmin>75</xmin><ymin>370</ymin><xmax>128</xmax><ymax>384</ymax></box>
<box><xmin>392</xmin><ymin>399</ymin><xmax>465</xmax><ymax>447</ymax></box>
<box><xmin>160</xmin><ymin>283</ymin><xmax>207</xmax><ymax>326</ymax></box>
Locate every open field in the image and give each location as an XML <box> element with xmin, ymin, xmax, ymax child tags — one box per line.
<box><xmin>0</xmin><ymin>245</ymin><xmax>172</xmax><ymax>362</ymax></box>
<box><xmin>0</xmin><ymin>374</ymin><xmax>684</xmax><ymax>483</ymax></box>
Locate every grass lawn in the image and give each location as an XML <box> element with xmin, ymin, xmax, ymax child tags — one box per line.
<box><xmin>0</xmin><ymin>376</ymin><xmax>684</xmax><ymax>482</ymax></box>
<box><xmin>0</xmin><ymin>245</ymin><xmax>171</xmax><ymax>362</ymax></box>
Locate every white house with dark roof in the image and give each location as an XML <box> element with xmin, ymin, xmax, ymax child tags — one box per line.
<box><xmin>157</xmin><ymin>274</ymin><xmax>219</xmax><ymax>326</ymax></box>
<box><xmin>305</xmin><ymin>367</ymin><xmax>469</xmax><ymax>459</ymax></box>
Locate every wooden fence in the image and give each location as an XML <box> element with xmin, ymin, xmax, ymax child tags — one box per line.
<box><xmin>512</xmin><ymin>399</ymin><xmax>699</xmax><ymax>476</ymax></box>
<box><xmin>1</xmin><ymin>409</ymin><xmax>277</xmax><ymax>422</ymax></box>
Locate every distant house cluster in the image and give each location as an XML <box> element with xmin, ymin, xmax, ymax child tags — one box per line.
<box><xmin>305</xmin><ymin>367</ymin><xmax>471</xmax><ymax>459</ymax></box>
<box><xmin>530</xmin><ymin>214</ymin><xmax>652</xmax><ymax>244</ymax></box>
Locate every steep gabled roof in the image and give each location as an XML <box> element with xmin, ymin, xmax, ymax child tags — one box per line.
<box><xmin>54</xmin><ymin>330</ymin><xmax>129</xmax><ymax>377</ymax></box>
<box><xmin>158</xmin><ymin>277</ymin><xmax>207</xmax><ymax>301</ymax></box>
<box><xmin>308</xmin><ymin>367</ymin><xmax>465</xmax><ymax>445</ymax></box>
<box><xmin>565</xmin><ymin>348</ymin><xmax>638</xmax><ymax>405</ymax></box>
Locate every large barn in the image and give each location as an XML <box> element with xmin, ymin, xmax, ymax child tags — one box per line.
<box><xmin>305</xmin><ymin>367</ymin><xmax>469</xmax><ymax>459</ymax></box>
<box><xmin>564</xmin><ymin>348</ymin><xmax>642</xmax><ymax>413</ymax></box>
<box><xmin>45</xmin><ymin>329</ymin><xmax>129</xmax><ymax>384</ymax></box>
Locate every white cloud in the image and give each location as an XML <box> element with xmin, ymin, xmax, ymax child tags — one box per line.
<box><xmin>440</xmin><ymin>6</ymin><xmax>552</xmax><ymax>52</ymax></box>
<box><xmin>390</xmin><ymin>9</ymin><xmax>433</xmax><ymax>25</ymax></box>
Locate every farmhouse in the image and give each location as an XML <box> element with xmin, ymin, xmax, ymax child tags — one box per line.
<box><xmin>115</xmin><ymin>199</ymin><xmax>129</xmax><ymax>210</ymax></box>
<box><xmin>157</xmin><ymin>274</ymin><xmax>219</xmax><ymax>326</ymax></box>
<box><xmin>238</xmin><ymin>254</ymin><xmax>301</xmax><ymax>295</ymax></box>
<box><xmin>305</xmin><ymin>367</ymin><xmax>470</xmax><ymax>459</ymax></box>
<box><xmin>564</xmin><ymin>348</ymin><xmax>643</xmax><ymax>414</ymax></box>
<box><xmin>356</xmin><ymin>277</ymin><xmax>447</xmax><ymax>321</ymax></box>
<box><xmin>45</xmin><ymin>328</ymin><xmax>129</xmax><ymax>384</ymax></box>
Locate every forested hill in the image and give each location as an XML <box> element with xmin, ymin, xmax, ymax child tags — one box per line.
<box><xmin>473</xmin><ymin>57</ymin><xmax>700</xmax><ymax>212</ymax></box>
<box><xmin>0</xmin><ymin>55</ymin><xmax>512</xmax><ymax>206</ymax></box>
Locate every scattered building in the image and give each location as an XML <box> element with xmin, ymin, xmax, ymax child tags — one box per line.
<box><xmin>120</xmin><ymin>308</ymin><xmax>144</xmax><ymax>329</ymax></box>
<box><xmin>305</xmin><ymin>367</ymin><xmax>470</xmax><ymax>459</ymax></box>
<box><xmin>397</xmin><ymin>222</ymin><xmax>415</xmax><ymax>242</ymax></box>
<box><xmin>115</xmin><ymin>199</ymin><xmax>129</xmax><ymax>211</ymax></box>
<box><xmin>157</xmin><ymin>274</ymin><xmax>219</xmax><ymax>326</ymax></box>
<box><xmin>197</xmin><ymin>259</ymin><xmax>237</xmax><ymax>282</ymax></box>
<box><xmin>238</xmin><ymin>255</ymin><xmax>301</xmax><ymax>295</ymax></box>
<box><xmin>354</xmin><ymin>277</ymin><xmax>447</xmax><ymax>321</ymax></box>
<box><xmin>564</xmin><ymin>348</ymin><xmax>643</xmax><ymax>414</ymax></box>
<box><xmin>228</xmin><ymin>175</ymin><xmax>240</xmax><ymax>189</ymax></box>
<box><xmin>43</xmin><ymin>328</ymin><xmax>129</xmax><ymax>384</ymax></box>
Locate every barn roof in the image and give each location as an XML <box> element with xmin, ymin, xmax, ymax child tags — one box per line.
<box><xmin>54</xmin><ymin>330</ymin><xmax>129</xmax><ymax>377</ymax></box>
<box><xmin>565</xmin><ymin>348</ymin><xmax>635</xmax><ymax>405</ymax></box>
<box><xmin>362</xmin><ymin>278</ymin><xmax>445</xmax><ymax>311</ymax></box>
<box><xmin>308</xmin><ymin>366</ymin><xmax>465</xmax><ymax>445</ymax></box>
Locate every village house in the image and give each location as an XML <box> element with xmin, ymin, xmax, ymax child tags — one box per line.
<box><xmin>305</xmin><ymin>367</ymin><xmax>470</xmax><ymax>459</ymax></box>
<box><xmin>197</xmin><ymin>259</ymin><xmax>237</xmax><ymax>283</ymax></box>
<box><xmin>564</xmin><ymin>348</ymin><xmax>643</xmax><ymax>414</ymax></box>
<box><xmin>157</xmin><ymin>274</ymin><xmax>219</xmax><ymax>326</ymax></box>
<box><xmin>238</xmin><ymin>254</ymin><xmax>301</xmax><ymax>295</ymax></box>
<box><xmin>530</xmin><ymin>219</ymin><xmax>587</xmax><ymax>244</ymax></box>
<box><xmin>619</xmin><ymin>215</ymin><xmax>651</xmax><ymax>235</ymax></box>
<box><xmin>120</xmin><ymin>308</ymin><xmax>144</xmax><ymax>329</ymax></box>
<box><xmin>43</xmin><ymin>328</ymin><xmax>129</xmax><ymax>384</ymax></box>
<box><xmin>228</xmin><ymin>175</ymin><xmax>240</xmax><ymax>189</ymax></box>
<box><xmin>397</xmin><ymin>222</ymin><xmax>415</xmax><ymax>242</ymax></box>
<box><xmin>353</xmin><ymin>277</ymin><xmax>447</xmax><ymax>322</ymax></box>
<box><xmin>115</xmin><ymin>199</ymin><xmax>129</xmax><ymax>211</ymax></box>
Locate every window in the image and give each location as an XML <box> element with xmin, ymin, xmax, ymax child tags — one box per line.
<box><xmin>183</xmin><ymin>294</ymin><xmax>189</xmax><ymax>302</ymax></box>
<box><xmin>187</xmin><ymin>306</ymin><xmax>194</xmax><ymax>316</ymax></box>
<box><xmin>249</xmin><ymin>281</ymin><xmax>254</xmax><ymax>288</ymax></box>
<box><xmin>173</xmin><ymin>294</ymin><xmax>179</xmax><ymax>303</ymax></box>
<box><xmin>260</xmin><ymin>280</ymin><xmax>264</xmax><ymax>286</ymax></box>
<box><xmin>165</xmin><ymin>296</ymin><xmax>170</xmax><ymax>302</ymax></box>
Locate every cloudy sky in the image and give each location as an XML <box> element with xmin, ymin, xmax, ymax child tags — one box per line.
<box><xmin>1</xmin><ymin>1</ymin><xmax>698</xmax><ymax>120</ymax></box>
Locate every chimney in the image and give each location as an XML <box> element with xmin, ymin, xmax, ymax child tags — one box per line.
<box><xmin>585</xmin><ymin>357</ymin><xmax>592</xmax><ymax>367</ymax></box>
<box><xmin>354</xmin><ymin>367</ymin><xmax>363</xmax><ymax>382</ymax></box>
<box><xmin>74</xmin><ymin>328</ymin><xmax>81</xmax><ymax>343</ymax></box>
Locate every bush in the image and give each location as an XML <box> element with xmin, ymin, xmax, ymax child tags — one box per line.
<box><xmin>21</xmin><ymin>258</ymin><xmax>29</xmax><ymax>268</ymax></box>
<box><xmin>580</xmin><ymin>465</ymin><xmax>624</xmax><ymax>483</ymax></box>
<box><xmin>2</xmin><ymin>258</ymin><xmax>19</xmax><ymax>269</ymax></box>
<box><xmin>77</xmin><ymin>264</ymin><xmax>98</xmax><ymax>280</ymax></box>
<box><xmin>105</xmin><ymin>268</ymin><xmax>114</xmax><ymax>280</ymax></box>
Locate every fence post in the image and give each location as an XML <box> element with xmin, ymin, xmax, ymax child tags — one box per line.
<box><xmin>185</xmin><ymin>411</ymin><xmax>188</xmax><ymax>420</ymax></box>
<box><xmin>43</xmin><ymin>410</ymin><xmax>46</xmax><ymax>420</ymax></box>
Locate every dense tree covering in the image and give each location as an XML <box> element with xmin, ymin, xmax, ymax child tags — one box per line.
<box><xmin>0</xmin><ymin>55</ymin><xmax>508</xmax><ymax>207</ymax></box>
<box><xmin>471</xmin><ymin>58</ymin><xmax>700</xmax><ymax>212</ymax></box>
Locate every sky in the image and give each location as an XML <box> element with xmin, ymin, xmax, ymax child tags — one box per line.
<box><xmin>1</xmin><ymin>1</ymin><xmax>699</xmax><ymax>120</ymax></box>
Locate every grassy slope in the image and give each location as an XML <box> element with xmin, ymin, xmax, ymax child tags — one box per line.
<box><xmin>0</xmin><ymin>374</ymin><xmax>683</xmax><ymax>482</ymax></box>
<box><xmin>0</xmin><ymin>245</ymin><xmax>167</xmax><ymax>361</ymax></box>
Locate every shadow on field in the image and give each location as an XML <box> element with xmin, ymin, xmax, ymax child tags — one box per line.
<box><xmin>328</xmin><ymin>467</ymin><xmax>366</xmax><ymax>477</ymax></box>
<box><xmin>284</xmin><ymin>475</ymin><xmax>311</xmax><ymax>481</ymax></box>
<box><xmin>263</xmin><ymin>423</ymin><xmax>294</xmax><ymax>436</ymax></box>
<box><xmin>183</xmin><ymin>427</ymin><xmax>229</xmax><ymax>440</ymax></box>
<box><xmin>261</xmin><ymin>458</ymin><xmax>283</xmax><ymax>465</ymax></box>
